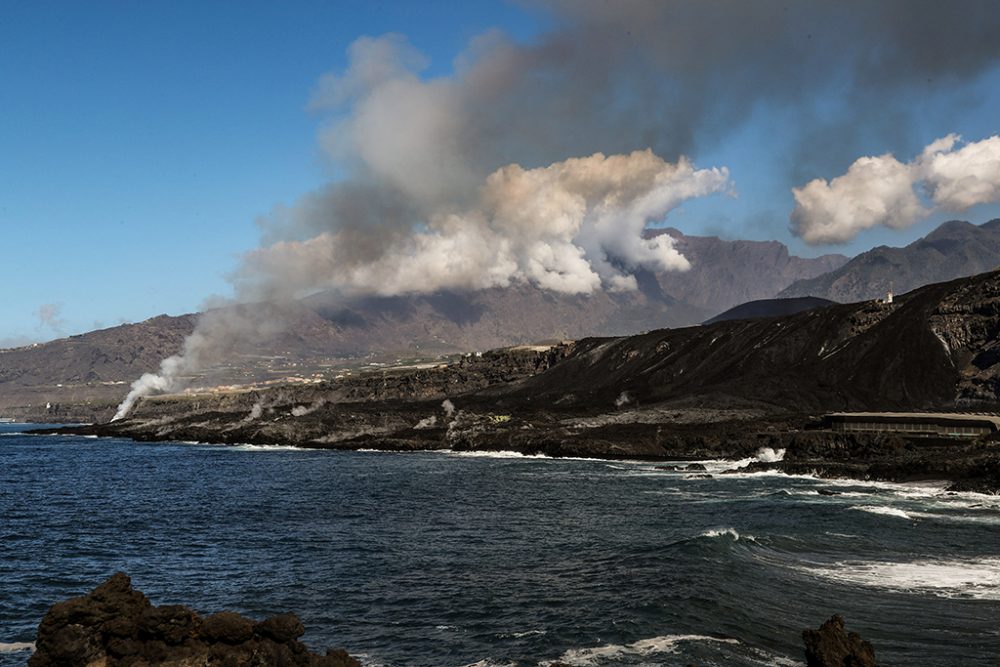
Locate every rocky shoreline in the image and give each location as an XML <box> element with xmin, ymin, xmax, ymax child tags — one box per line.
<box><xmin>32</xmin><ymin>269</ymin><xmax>1000</xmax><ymax>494</ymax></box>
<box><xmin>35</xmin><ymin>407</ymin><xmax>1000</xmax><ymax>493</ymax></box>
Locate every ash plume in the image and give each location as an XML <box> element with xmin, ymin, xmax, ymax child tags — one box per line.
<box><xmin>238</xmin><ymin>150</ymin><xmax>730</xmax><ymax>298</ymax></box>
<box><xmin>791</xmin><ymin>135</ymin><xmax>1000</xmax><ymax>244</ymax></box>
<box><xmin>112</xmin><ymin>1</ymin><xmax>1000</xmax><ymax>419</ymax></box>
<box><xmin>244</xmin><ymin>0</ymin><xmax>1000</xmax><ymax>302</ymax></box>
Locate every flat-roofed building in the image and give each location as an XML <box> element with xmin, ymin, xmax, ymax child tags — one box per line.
<box><xmin>824</xmin><ymin>412</ymin><xmax>1000</xmax><ymax>438</ymax></box>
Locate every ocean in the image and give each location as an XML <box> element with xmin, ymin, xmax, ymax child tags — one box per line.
<box><xmin>2</xmin><ymin>423</ymin><xmax>999</xmax><ymax>666</ymax></box>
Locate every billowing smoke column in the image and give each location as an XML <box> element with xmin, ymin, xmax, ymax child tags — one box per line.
<box><xmin>113</xmin><ymin>351</ymin><xmax>190</xmax><ymax>421</ymax></box>
<box><xmin>237</xmin><ymin>151</ymin><xmax>730</xmax><ymax>298</ymax></box>
<box><xmin>112</xmin><ymin>0</ymin><xmax>1000</xmax><ymax>420</ymax></box>
<box><xmin>791</xmin><ymin>135</ymin><xmax>1000</xmax><ymax>244</ymax></box>
<box><xmin>112</xmin><ymin>151</ymin><xmax>728</xmax><ymax>420</ymax></box>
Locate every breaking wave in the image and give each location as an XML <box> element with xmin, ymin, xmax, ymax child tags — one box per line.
<box><xmin>799</xmin><ymin>557</ymin><xmax>1000</xmax><ymax>601</ymax></box>
<box><xmin>541</xmin><ymin>634</ymin><xmax>740</xmax><ymax>666</ymax></box>
<box><xmin>849</xmin><ymin>505</ymin><xmax>913</xmax><ymax>520</ymax></box>
<box><xmin>699</xmin><ymin>527</ymin><xmax>754</xmax><ymax>541</ymax></box>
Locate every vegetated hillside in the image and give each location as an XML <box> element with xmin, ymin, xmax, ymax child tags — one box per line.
<box><xmin>703</xmin><ymin>296</ymin><xmax>837</xmax><ymax>324</ymax></box>
<box><xmin>500</xmin><ymin>269</ymin><xmax>1000</xmax><ymax>413</ymax></box>
<box><xmin>653</xmin><ymin>228</ymin><xmax>848</xmax><ymax>312</ymax></box>
<box><xmin>779</xmin><ymin>219</ymin><xmax>1000</xmax><ymax>303</ymax></box>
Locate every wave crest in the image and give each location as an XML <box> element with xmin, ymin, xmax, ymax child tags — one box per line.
<box><xmin>542</xmin><ymin>634</ymin><xmax>740</xmax><ymax>666</ymax></box>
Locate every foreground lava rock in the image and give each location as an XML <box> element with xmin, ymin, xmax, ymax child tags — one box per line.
<box><xmin>29</xmin><ymin>573</ymin><xmax>360</xmax><ymax>667</ymax></box>
<box><xmin>803</xmin><ymin>615</ymin><xmax>879</xmax><ymax>667</ymax></box>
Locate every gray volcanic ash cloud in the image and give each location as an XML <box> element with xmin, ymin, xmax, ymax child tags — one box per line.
<box><xmin>113</xmin><ymin>0</ymin><xmax>1000</xmax><ymax>419</ymax></box>
<box><xmin>35</xmin><ymin>303</ymin><xmax>66</xmax><ymax>334</ymax></box>
<box><xmin>240</xmin><ymin>0</ymin><xmax>1000</xmax><ymax>302</ymax></box>
<box><xmin>239</xmin><ymin>150</ymin><xmax>730</xmax><ymax>298</ymax></box>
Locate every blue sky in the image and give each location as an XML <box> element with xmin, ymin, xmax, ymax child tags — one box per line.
<box><xmin>2</xmin><ymin>1</ymin><xmax>999</xmax><ymax>344</ymax></box>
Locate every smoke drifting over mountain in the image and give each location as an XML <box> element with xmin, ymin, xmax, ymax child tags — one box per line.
<box><xmin>242</xmin><ymin>0</ymin><xmax>1000</xmax><ymax>302</ymax></box>
<box><xmin>113</xmin><ymin>0</ymin><xmax>1000</xmax><ymax>418</ymax></box>
<box><xmin>240</xmin><ymin>150</ymin><xmax>730</xmax><ymax>298</ymax></box>
<box><xmin>791</xmin><ymin>135</ymin><xmax>1000</xmax><ymax>244</ymax></box>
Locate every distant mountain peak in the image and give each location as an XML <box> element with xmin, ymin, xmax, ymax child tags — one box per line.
<box><xmin>779</xmin><ymin>218</ymin><xmax>1000</xmax><ymax>304</ymax></box>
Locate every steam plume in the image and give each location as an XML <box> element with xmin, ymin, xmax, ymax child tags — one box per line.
<box><xmin>112</xmin><ymin>305</ymin><xmax>290</xmax><ymax>421</ymax></box>
<box><xmin>791</xmin><ymin>135</ymin><xmax>1000</xmax><ymax>244</ymax></box>
<box><xmin>238</xmin><ymin>150</ymin><xmax>730</xmax><ymax>298</ymax></box>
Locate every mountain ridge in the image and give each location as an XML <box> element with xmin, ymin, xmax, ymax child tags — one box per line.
<box><xmin>779</xmin><ymin>218</ymin><xmax>1000</xmax><ymax>302</ymax></box>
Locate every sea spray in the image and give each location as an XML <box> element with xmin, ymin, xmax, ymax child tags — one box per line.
<box><xmin>755</xmin><ymin>446</ymin><xmax>786</xmax><ymax>463</ymax></box>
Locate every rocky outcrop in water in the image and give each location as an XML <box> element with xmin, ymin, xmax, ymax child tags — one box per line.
<box><xmin>28</xmin><ymin>573</ymin><xmax>359</xmax><ymax>667</ymax></box>
<box><xmin>802</xmin><ymin>615</ymin><xmax>879</xmax><ymax>667</ymax></box>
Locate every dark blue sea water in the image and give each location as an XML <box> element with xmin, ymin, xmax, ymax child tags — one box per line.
<box><xmin>2</xmin><ymin>424</ymin><xmax>1000</xmax><ymax>666</ymax></box>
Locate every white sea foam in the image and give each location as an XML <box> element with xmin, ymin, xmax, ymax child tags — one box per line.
<box><xmin>229</xmin><ymin>443</ymin><xmax>302</xmax><ymax>452</ymax></box>
<box><xmin>440</xmin><ymin>450</ymin><xmax>606</xmax><ymax>463</ymax></box>
<box><xmin>496</xmin><ymin>629</ymin><xmax>548</xmax><ymax>639</ymax></box>
<box><xmin>699</xmin><ymin>527</ymin><xmax>753</xmax><ymax>541</ymax></box>
<box><xmin>0</xmin><ymin>642</ymin><xmax>34</xmax><ymax>653</ymax></box>
<box><xmin>442</xmin><ymin>450</ymin><xmax>553</xmax><ymax>459</ymax></box>
<box><xmin>895</xmin><ymin>509</ymin><xmax>1000</xmax><ymax>526</ymax></box>
<box><xmin>755</xmin><ymin>446</ymin><xmax>786</xmax><ymax>462</ymax></box>
<box><xmin>801</xmin><ymin>557</ymin><xmax>1000</xmax><ymax>600</ymax></box>
<box><xmin>541</xmin><ymin>634</ymin><xmax>740</xmax><ymax>666</ymax></box>
<box><xmin>849</xmin><ymin>505</ymin><xmax>913</xmax><ymax>519</ymax></box>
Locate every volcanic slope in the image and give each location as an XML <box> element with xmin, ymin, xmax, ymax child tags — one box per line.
<box><xmin>703</xmin><ymin>296</ymin><xmax>836</xmax><ymax>324</ymax></box>
<box><xmin>779</xmin><ymin>218</ymin><xmax>1000</xmax><ymax>302</ymax></box>
<box><xmin>496</xmin><ymin>269</ymin><xmax>1000</xmax><ymax>413</ymax></box>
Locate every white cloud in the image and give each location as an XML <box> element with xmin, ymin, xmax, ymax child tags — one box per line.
<box><xmin>791</xmin><ymin>135</ymin><xmax>1000</xmax><ymax>244</ymax></box>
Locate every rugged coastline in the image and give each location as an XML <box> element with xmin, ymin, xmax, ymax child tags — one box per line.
<box><xmin>36</xmin><ymin>270</ymin><xmax>1000</xmax><ymax>493</ymax></box>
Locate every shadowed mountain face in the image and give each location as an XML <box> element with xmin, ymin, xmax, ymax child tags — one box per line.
<box><xmin>652</xmin><ymin>228</ymin><xmax>847</xmax><ymax>312</ymax></box>
<box><xmin>703</xmin><ymin>296</ymin><xmax>837</xmax><ymax>324</ymax></box>
<box><xmin>503</xmin><ymin>269</ymin><xmax>1000</xmax><ymax>413</ymax></box>
<box><xmin>779</xmin><ymin>219</ymin><xmax>1000</xmax><ymax>303</ymax></box>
